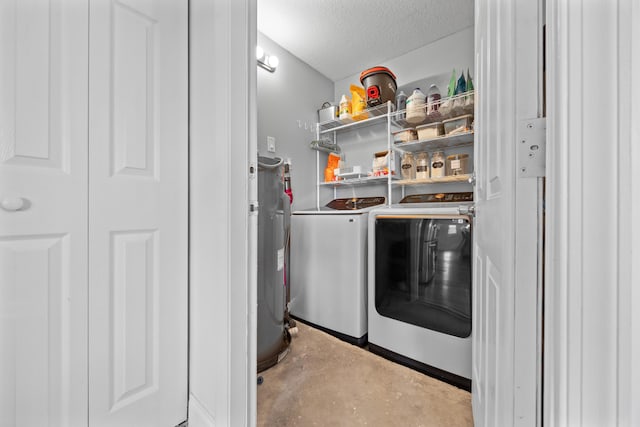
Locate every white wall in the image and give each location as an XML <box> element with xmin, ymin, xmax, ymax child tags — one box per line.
<box><xmin>257</xmin><ymin>33</ymin><xmax>334</xmax><ymax>211</ymax></box>
<box><xmin>327</xmin><ymin>27</ymin><xmax>476</xmax><ymax>205</ymax></box>
<box><xmin>257</xmin><ymin>28</ymin><xmax>474</xmax><ymax>210</ymax></box>
<box><xmin>334</xmin><ymin>27</ymin><xmax>475</xmax><ymax>104</ymax></box>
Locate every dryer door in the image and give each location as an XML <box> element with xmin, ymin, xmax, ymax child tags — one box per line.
<box><xmin>373</xmin><ymin>214</ymin><xmax>472</xmax><ymax>338</ymax></box>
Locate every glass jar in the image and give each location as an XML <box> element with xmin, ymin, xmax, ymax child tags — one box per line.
<box><xmin>401</xmin><ymin>152</ymin><xmax>416</xmax><ymax>180</ymax></box>
<box><xmin>446</xmin><ymin>153</ymin><xmax>470</xmax><ymax>176</ymax></box>
<box><xmin>415</xmin><ymin>152</ymin><xmax>429</xmax><ymax>180</ymax></box>
<box><xmin>431</xmin><ymin>151</ymin><xmax>445</xmax><ymax>178</ymax></box>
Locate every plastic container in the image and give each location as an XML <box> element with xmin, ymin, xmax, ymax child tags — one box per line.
<box><xmin>431</xmin><ymin>151</ymin><xmax>445</xmax><ymax>178</ymax></box>
<box><xmin>426</xmin><ymin>84</ymin><xmax>441</xmax><ymax>115</ymax></box>
<box><xmin>339</xmin><ymin>94</ymin><xmax>351</xmax><ymax>121</ymax></box>
<box><xmin>334</xmin><ymin>165</ymin><xmax>363</xmax><ymax>178</ymax></box>
<box><xmin>392</xmin><ymin>128</ymin><xmax>418</xmax><ymax>143</ymax></box>
<box><xmin>396</xmin><ymin>90</ymin><xmax>407</xmax><ymax>119</ymax></box>
<box><xmin>359</xmin><ymin>66</ymin><xmax>397</xmax><ymax>108</ymax></box>
<box><xmin>443</xmin><ymin>114</ymin><xmax>474</xmax><ymax>135</ymax></box>
<box><xmin>401</xmin><ymin>152</ymin><xmax>416</xmax><ymax>180</ymax></box>
<box><xmin>462</xmin><ymin>91</ymin><xmax>475</xmax><ymax>115</ymax></box>
<box><xmin>446</xmin><ymin>153</ymin><xmax>471</xmax><ymax>176</ymax></box>
<box><xmin>405</xmin><ymin>88</ymin><xmax>426</xmax><ymax>124</ymax></box>
<box><xmin>415</xmin><ymin>152</ymin><xmax>429</xmax><ymax>180</ymax></box>
<box><xmin>416</xmin><ymin>122</ymin><xmax>444</xmax><ymax>140</ymax></box>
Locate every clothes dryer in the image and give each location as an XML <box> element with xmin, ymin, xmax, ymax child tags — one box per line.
<box><xmin>368</xmin><ymin>192</ymin><xmax>474</xmax><ymax>390</ymax></box>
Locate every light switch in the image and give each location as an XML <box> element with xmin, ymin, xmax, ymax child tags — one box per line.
<box><xmin>267</xmin><ymin>136</ymin><xmax>276</xmax><ymax>153</ymax></box>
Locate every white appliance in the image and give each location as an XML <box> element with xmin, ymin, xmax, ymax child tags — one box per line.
<box><xmin>368</xmin><ymin>192</ymin><xmax>474</xmax><ymax>390</ymax></box>
<box><xmin>290</xmin><ymin>196</ymin><xmax>385</xmax><ymax>345</ymax></box>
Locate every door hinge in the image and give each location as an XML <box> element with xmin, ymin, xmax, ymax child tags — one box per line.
<box><xmin>249</xmin><ymin>201</ymin><xmax>259</xmax><ymax>215</ymax></box>
<box><xmin>517</xmin><ymin>118</ymin><xmax>546</xmax><ymax>178</ymax></box>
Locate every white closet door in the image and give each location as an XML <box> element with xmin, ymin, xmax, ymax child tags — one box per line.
<box><xmin>473</xmin><ymin>0</ymin><xmax>517</xmax><ymax>425</ymax></box>
<box><xmin>473</xmin><ymin>0</ymin><xmax>542</xmax><ymax>426</ymax></box>
<box><xmin>88</xmin><ymin>0</ymin><xmax>188</xmax><ymax>425</ymax></box>
<box><xmin>0</xmin><ymin>0</ymin><xmax>89</xmax><ymax>426</ymax></box>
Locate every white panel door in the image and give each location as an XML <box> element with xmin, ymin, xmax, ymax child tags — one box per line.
<box><xmin>473</xmin><ymin>0</ymin><xmax>516</xmax><ymax>425</ymax></box>
<box><xmin>0</xmin><ymin>0</ymin><xmax>88</xmax><ymax>426</ymax></box>
<box><xmin>88</xmin><ymin>0</ymin><xmax>188</xmax><ymax>425</ymax></box>
<box><xmin>473</xmin><ymin>0</ymin><xmax>542</xmax><ymax>426</ymax></box>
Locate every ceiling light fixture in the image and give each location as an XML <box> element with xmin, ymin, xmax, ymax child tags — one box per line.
<box><xmin>256</xmin><ymin>45</ymin><xmax>278</xmax><ymax>73</ymax></box>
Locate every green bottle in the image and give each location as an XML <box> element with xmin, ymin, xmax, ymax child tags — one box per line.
<box><xmin>447</xmin><ymin>69</ymin><xmax>457</xmax><ymax>97</ymax></box>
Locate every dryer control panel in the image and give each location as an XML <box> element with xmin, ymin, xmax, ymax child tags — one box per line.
<box><xmin>399</xmin><ymin>192</ymin><xmax>473</xmax><ymax>204</ymax></box>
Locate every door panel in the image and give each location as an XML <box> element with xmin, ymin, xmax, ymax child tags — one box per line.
<box><xmin>474</xmin><ymin>0</ymin><xmax>542</xmax><ymax>425</ymax></box>
<box><xmin>0</xmin><ymin>1</ymin><xmax>89</xmax><ymax>426</ymax></box>
<box><xmin>109</xmin><ymin>230</ymin><xmax>159</xmax><ymax>411</ymax></box>
<box><xmin>0</xmin><ymin>235</ymin><xmax>70</xmax><ymax>426</ymax></box>
<box><xmin>89</xmin><ymin>0</ymin><xmax>188</xmax><ymax>425</ymax></box>
<box><xmin>473</xmin><ymin>0</ymin><xmax>516</xmax><ymax>425</ymax></box>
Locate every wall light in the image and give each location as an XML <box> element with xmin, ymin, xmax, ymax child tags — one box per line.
<box><xmin>256</xmin><ymin>45</ymin><xmax>278</xmax><ymax>73</ymax></box>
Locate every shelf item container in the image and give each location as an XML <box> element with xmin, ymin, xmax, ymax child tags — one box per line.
<box><xmin>443</xmin><ymin>114</ymin><xmax>474</xmax><ymax>135</ymax></box>
<box><xmin>446</xmin><ymin>153</ymin><xmax>471</xmax><ymax>176</ymax></box>
<box><xmin>416</xmin><ymin>122</ymin><xmax>445</xmax><ymax>140</ymax></box>
<box><xmin>392</xmin><ymin>128</ymin><xmax>418</xmax><ymax>143</ymax></box>
<box><xmin>359</xmin><ymin>66</ymin><xmax>397</xmax><ymax>108</ymax></box>
<box><xmin>318</xmin><ymin>102</ymin><xmax>338</xmax><ymax>123</ymax></box>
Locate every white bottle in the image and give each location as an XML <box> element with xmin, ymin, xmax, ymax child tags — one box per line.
<box><xmin>396</xmin><ymin>90</ymin><xmax>407</xmax><ymax>119</ymax></box>
<box><xmin>405</xmin><ymin>88</ymin><xmax>426</xmax><ymax>124</ymax></box>
<box><xmin>426</xmin><ymin>84</ymin><xmax>441</xmax><ymax>115</ymax></box>
<box><xmin>339</xmin><ymin>94</ymin><xmax>351</xmax><ymax>120</ymax></box>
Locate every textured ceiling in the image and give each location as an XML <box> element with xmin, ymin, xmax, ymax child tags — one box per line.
<box><xmin>258</xmin><ymin>0</ymin><xmax>474</xmax><ymax>82</ymax></box>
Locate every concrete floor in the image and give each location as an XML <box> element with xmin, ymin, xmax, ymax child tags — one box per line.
<box><xmin>257</xmin><ymin>322</ymin><xmax>473</xmax><ymax>427</ymax></box>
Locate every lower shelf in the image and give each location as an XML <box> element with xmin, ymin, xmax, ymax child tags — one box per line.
<box><xmin>319</xmin><ymin>175</ymin><xmax>393</xmax><ymax>186</ymax></box>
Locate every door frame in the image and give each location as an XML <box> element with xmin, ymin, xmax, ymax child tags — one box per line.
<box><xmin>544</xmin><ymin>0</ymin><xmax>640</xmax><ymax>425</ymax></box>
<box><xmin>188</xmin><ymin>0</ymin><xmax>256</xmax><ymax>425</ymax></box>
<box><xmin>188</xmin><ymin>0</ymin><xmax>545</xmax><ymax>426</ymax></box>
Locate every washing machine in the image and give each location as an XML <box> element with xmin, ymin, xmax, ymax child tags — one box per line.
<box><xmin>290</xmin><ymin>196</ymin><xmax>385</xmax><ymax>345</ymax></box>
<box><xmin>367</xmin><ymin>192</ymin><xmax>474</xmax><ymax>390</ymax></box>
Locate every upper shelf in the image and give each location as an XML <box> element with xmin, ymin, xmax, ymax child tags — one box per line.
<box><xmin>393</xmin><ymin>131</ymin><xmax>474</xmax><ymax>153</ymax></box>
<box><xmin>317</xmin><ymin>91</ymin><xmax>475</xmax><ymax>135</ymax></box>
<box><xmin>318</xmin><ymin>103</ymin><xmax>393</xmax><ymax>134</ymax></box>
<box><xmin>391</xmin><ymin>91</ymin><xmax>475</xmax><ymax>128</ymax></box>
